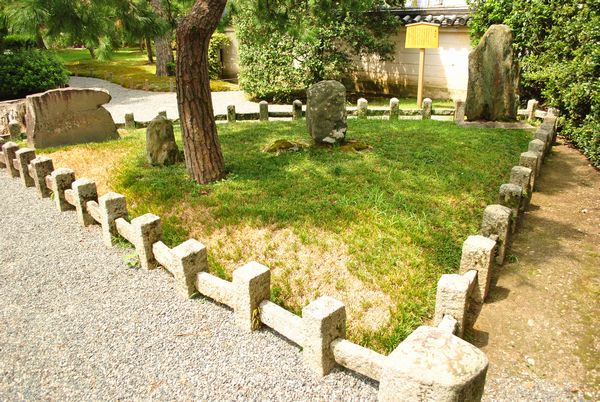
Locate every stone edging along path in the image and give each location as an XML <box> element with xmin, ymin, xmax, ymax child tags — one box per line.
<box><xmin>0</xmin><ymin>108</ymin><xmax>559</xmax><ymax>401</ymax></box>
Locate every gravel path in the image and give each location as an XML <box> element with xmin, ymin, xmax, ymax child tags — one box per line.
<box><xmin>0</xmin><ymin>171</ymin><xmax>377</xmax><ymax>401</ymax></box>
<box><xmin>68</xmin><ymin>77</ymin><xmax>296</xmax><ymax>124</ymax></box>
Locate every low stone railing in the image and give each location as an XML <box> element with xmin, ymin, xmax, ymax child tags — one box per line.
<box><xmin>120</xmin><ymin>97</ymin><xmax>456</xmax><ymax>128</ymax></box>
<box><xmin>0</xmin><ymin>107</ymin><xmax>560</xmax><ymax>401</ymax></box>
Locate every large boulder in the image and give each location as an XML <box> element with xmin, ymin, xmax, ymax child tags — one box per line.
<box><xmin>306</xmin><ymin>80</ymin><xmax>347</xmax><ymax>144</ymax></box>
<box><xmin>25</xmin><ymin>88</ymin><xmax>118</xmax><ymax>148</ymax></box>
<box><xmin>146</xmin><ymin>115</ymin><xmax>180</xmax><ymax>166</ymax></box>
<box><xmin>465</xmin><ymin>25</ymin><xmax>519</xmax><ymax>121</ymax></box>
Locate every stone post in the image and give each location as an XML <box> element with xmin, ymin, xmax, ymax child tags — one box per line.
<box><xmin>129</xmin><ymin>214</ymin><xmax>162</xmax><ymax>270</ymax></box>
<box><xmin>153</xmin><ymin>239</ymin><xmax>208</xmax><ymax>298</ymax></box>
<box><xmin>535</xmin><ymin>127</ymin><xmax>553</xmax><ymax>155</ymax></box>
<box><xmin>357</xmin><ymin>98</ymin><xmax>368</xmax><ymax>119</ymax></box>
<box><xmin>71</xmin><ymin>178</ymin><xmax>98</xmax><ymax>226</ymax></box>
<box><xmin>526</xmin><ymin>99</ymin><xmax>539</xmax><ymax>121</ymax></box>
<box><xmin>510</xmin><ymin>166</ymin><xmax>533</xmax><ymax>209</ymax></box>
<box><xmin>454</xmin><ymin>100</ymin><xmax>465</xmax><ymax>124</ymax></box>
<box><xmin>29</xmin><ymin>156</ymin><xmax>55</xmax><ymax>198</ymax></box>
<box><xmin>232</xmin><ymin>261</ymin><xmax>271</xmax><ymax>331</ymax></box>
<box><xmin>14</xmin><ymin>148</ymin><xmax>36</xmax><ymax>187</ymax></box>
<box><xmin>528</xmin><ymin>139</ymin><xmax>545</xmax><ymax>173</ymax></box>
<box><xmin>169</xmin><ymin>78</ymin><xmax>174</xmax><ymax>93</ymax></box>
<box><xmin>499</xmin><ymin>183</ymin><xmax>523</xmax><ymax>232</ymax></box>
<box><xmin>259</xmin><ymin>101</ymin><xmax>269</xmax><ymax>122</ymax></box>
<box><xmin>459</xmin><ymin>235</ymin><xmax>496</xmax><ymax>304</ymax></box>
<box><xmin>125</xmin><ymin>113</ymin><xmax>135</xmax><ymax>129</ymax></box>
<box><xmin>2</xmin><ymin>142</ymin><xmax>20</xmax><ymax>178</ymax></box>
<box><xmin>519</xmin><ymin>151</ymin><xmax>540</xmax><ymax>188</ymax></box>
<box><xmin>292</xmin><ymin>100</ymin><xmax>303</xmax><ymax>120</ymax></box>
<box><xmin>434</xmin><ymin>274</ymin><xmax>470</xmax><ymax>336</ymax></box>
<box><xmin>48</xmin><ymin>168</ymin><xmax>76</xmax><ymax>212</ymax></box>
<box><xmin>378</xmin><ymin>326</ymin><xmax>488</xmax><ymax>402</ymax></box>
<box><xmin>389</xmin><ymin>98</ymin><xmax>399</xmax><ymax>121</ymax></box>
<box><xmin>302</xmin><ymin>296</ymin><xmax>346</xmax><ymax>376</ymax></box>
<box><xmin>98</xmin><ymin>192</ymin><xmax>128</xmax><ymax>247</ymax></box>
<box><xmin>480</xmin><ymin>204</ymin><xmax>512</xmax><ymax>265</ymax></box>
<box><xmin>227</xmin><ymin>105</ymin><xmax>236</xmax><ymax>123</ymax></box>
<box><xmin>8</xmin><ymin>120</ymin><xmax>21</xmax><ymax>139</ymax></box>
<box><xmin>144</xmin><ymin>79</ymin><xmax>149</xmax><ymax>91</ymax></box>
<box><xmin>422</xmin><ymin>98</ymin><xmax>432</xmax><ymax>120</ymax></box>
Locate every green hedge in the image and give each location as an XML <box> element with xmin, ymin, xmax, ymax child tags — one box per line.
<box><xmin>1</xmin><ymin>35</ymin><xmax>36</xmax><ymax>51</ymax></box>
<box><xmin>0</xmin><ymin>50</ymin><xmax>69</xmax><ymax>100</ymax></box>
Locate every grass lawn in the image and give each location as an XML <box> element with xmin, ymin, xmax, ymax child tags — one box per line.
<box><xmin>55</xmin><ymin>48</ymin><xmax>239</xmax><ymax>92</ymax></box>
<box><xmin>42</xmin><ymin>119</ymin><xmax>530</xmax><ymax>353</ymax></box>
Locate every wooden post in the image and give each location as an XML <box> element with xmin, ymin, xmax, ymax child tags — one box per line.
<box><xmin>417</xmin><ymin>48</ymin><xmax>425</xmax><ymax>107</ymax></box>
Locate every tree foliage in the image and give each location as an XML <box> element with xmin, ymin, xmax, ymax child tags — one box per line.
<box><xmin>234</xmin><ymin>0</ymin><xmax>401</xmax><ymax>101</ymax></box>
<box><xmin>468</xmin><ymin>0</ymin><xmax>600</xmax><ymax>167</ymax></box>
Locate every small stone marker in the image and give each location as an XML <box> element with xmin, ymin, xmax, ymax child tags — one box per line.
<box><xmin>292</xmin><ymin>100</ymin><xmax>303</xmax><ymax>120</ymax></box>
<box><xmin>146</xmin><ymin>115</ymin><xmax>180</xmax><ymax>166</ymax></box>
<box><xmin>480</xmin><ymin>204</ymin><xmax>512</xmax><ymax>265</ymax></box>
<box><xmin>357</xmin><ymin>98</ymin><xmax>368</xmax><ymax>119</ymax></box>
<box><xmin>233</xmin><ymin>261</ymin><xmax>271</xmax><ymax>332</ymax></box>
<box><xmin>302</xmin><ymin>296</ymin><xmax>346</xmax><ymax>376</ymax></box>
<box><xmin>124</xmin><ymin>113</ymin><xmax>135</xmax><ymax>129</ymax></box>
<box><xmin>519</xmin><ymin>151</ymin><xmax>540</xmax><ymax>186</ymax></box>
<box><xmin>1</xmin><ymin>142</ymin><xmax>20</xmax><ymax>178</ymax></box>
<box><xmin>144</xmin><ymin>79</ymin><xmax>150</xmax><ymax>91</ymax></box>
<box><xmin>389</xmin><ymin>98</ymin><xmax>399</xmax><ymax>121</ymax></box>
<box><xmin>499</xmin><ymin>183</ymin><xmax>523</xmax><ymax>231</ymax></box>
<box><xmin>153</xmin><ymin>239</ymin><xmax>208</xmax><ymax>298</ymax></box>
<box><xmin>465</xmin><ymin>25</ymin><xmax>519</xmax><ymax>121</ymax></box>
<box><xmin>15</xmin><ymin>148</ymin><xmax>36</xmax><ymax>187</ymax></box>
<box><xmin>227</xmin><ymin>105</ymin><xmax>236</xmax><ymax>123</ymax></box>
<box><xmin>49</xmin><ymin>168</ymin><xmax>76</xmax><ymax>212</ymax></box>
<box><xmin>527</xmin><ymin>99</ymin><xmax>539</xmax><ymax>121</ymax></box>
<box><xmin>459</xmin><ymin>235</ymin><xmax>496</xmax><ymax>304</ymax></box>
<box><xmin>29</xmin><ymin>156</ymin><xmax>55</xmax><ymax>198</ymax></box>
<box><xmin>8</xmin><ymin>120</ymin><xmax>21</xmax><ymax>139</ymax></box>
<box><xmin>510</xmin><ymin>166</ymin><xmax>533</xmax><ymax>208</ymax></box>
<box><xmin>306</xmin><ymin>80</ymin><xmax>347</xmax><ymax>145</ymax></box>
<box><xmin>99</xmin><ymin>192</ymin><xmax>128</xmax><ymax>247</ymax></box>
<box><xmin>259</xmin><ymin>101</ymin><xmax>269</xmax><ymax>122</ymax></box>
<box><xmin>378</xmin><ymin>326</ymin><xmax>488</xmax><ymax>402</ymax></box>
<box><xmin>169</xmin><ymin>78</ymin><xmax>174</xmax><ymax>92</ymax></box>
<box><xmin>422</xmin><ymin>98</ymin><xmax>432</xmax><ymax>120</ymax></box>
<box><xmin>434</xmin><ymin>274</ymin><xmax>470</xmax><ymax>336</ymax></box>
<box><xmin>72</xmin><ymin>178</ymin><xmax>98</xmax><ymax>227</ymax></box>
<box><xmin>454</xmin><ymin>100</ymin><xmax>465</xmax><ymax>123</ymax></box>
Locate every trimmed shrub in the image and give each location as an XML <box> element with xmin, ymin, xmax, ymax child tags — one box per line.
<box><xmin>1</xmin><ymin>35</ymin><xmax>36</xmax><ymax>51</ymax></box>
<box><xmin>0</xmin><ymin>50</ymin><xmax>69</xmax><ymax>100</ymax></box>
<box><xmin>208</xmin><ymin>32</ymin><xmax>230</xmax><ymax>80</ymax></box>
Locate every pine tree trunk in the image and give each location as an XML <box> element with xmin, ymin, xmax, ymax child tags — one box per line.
<box><xmin>35</xmin><ymin>25</ymin><xmax>46</xmax><ymax>49</ymax></box>
<box><xmin>145</xmin><ymin>36</ymin><xmax>154</xmax><ymax>64</ymax></box>
<box><xmin>176</xmin><ymin>0</ymin><xmax>227</xmax><ymax>184</ymax></box>
<box><xmin>150</xmin><ymin>0</ymin><xmax>174</xmax><ymax>77</ymax></box>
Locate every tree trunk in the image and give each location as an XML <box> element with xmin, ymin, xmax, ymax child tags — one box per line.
<box><xmin>35</xmin><ymin>25</ymin><xmax>46</xmax><ymax>49</ymax></box>
<box><xmin>145</xmin><ymin>36</ymin><xmax>154</xmax><ymax>63</ymax></box>
<box><xmin>176</xmin><ymin>0</ymin><xmax>227</xmax><ymax>184</ymax></box>
<box><xmin>150</xmin><ymin>0</ymin><xmax>174</xmax><ymax>76</ymax></box>
<box><xmin>87</xmin><ymin>46</ymin><xmax>96</xmax><ymax>59</ymax></box>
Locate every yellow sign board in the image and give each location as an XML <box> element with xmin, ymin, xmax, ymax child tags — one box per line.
<box><xmin>405</xmin><ymin>22</ymin><xmax>440</xmax><ymax>49</ymax></box>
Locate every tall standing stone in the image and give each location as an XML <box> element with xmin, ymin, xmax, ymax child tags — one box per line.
<box><xmin>306</xmin><ymin>80</ymin><xmax>347</xmax><ymax>144</ymax></box>
<box><xmin>146</xmin><ymin>115</ymin><xmax>180</xmax><ymax>166</ymax></box>
<box><xmin>465</xmin><ymin>25</ymin><xmax>519</xmax><ymax>121</ymax></box>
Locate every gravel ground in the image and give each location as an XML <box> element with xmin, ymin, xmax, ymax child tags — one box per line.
<box><xmin>68</xmin><ymin>77</ymin><xmax>297</xmax><ymax>124</ymax></box>
<box><xmin>0</xmin><ymin>171</ymin><xmax>378</xmax><ymax>401</ymax></box>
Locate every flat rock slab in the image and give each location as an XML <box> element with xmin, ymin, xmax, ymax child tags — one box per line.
<box><xmin>25</xmin><ymin>88</ymin><xmax>118</xmax><ymax>148</ymax></box>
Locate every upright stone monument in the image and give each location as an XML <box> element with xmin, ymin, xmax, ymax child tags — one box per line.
<box><xmin>306</xmin><ymin>80</ymin><xmax>347</xmax><ymax>144</ymax></box>
<box><xmin>465</xmin><ymin>25</ymin><xmax>519</xmax><ymax>121</ymax></box>
<box><xmin>146</xmin><ymin>115</ymin><xmax>180</xmax><ymax>166</ymax></box>
<box><xmin>25</xmin><ymin>88</ymin><xmax>118</xmax><ymax>148</ymax></box>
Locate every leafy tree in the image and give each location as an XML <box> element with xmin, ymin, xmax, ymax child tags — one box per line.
<box><xmin>234</xmin><ymin>0</ymin><xmax>401</xmax><ymax>101</ymax></box>
<box><xmin>468</xmin><ymin>0</ymin><xmax>600</xmax><ymax>167</ymax></box>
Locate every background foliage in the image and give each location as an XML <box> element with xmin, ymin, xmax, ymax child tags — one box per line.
<box><xmin>234</xmin><ymin>0</ymin><xmax>401</xmax><ymax>102</ymax></box>
<box><xmin>468</xmin><ymin>0</ymin><xmax>600</xmax><ymax>167</ymax></box>
<box><xmin>0</xmin><ymin>50</ymin><xmax>68</xmax><ymax>100</ymax></box>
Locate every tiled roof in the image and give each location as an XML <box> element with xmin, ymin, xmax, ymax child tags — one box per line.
<box><xmin>384</xmin><ymin>7</ymin><xmax>471</xmax><ymax>27</ymax></box>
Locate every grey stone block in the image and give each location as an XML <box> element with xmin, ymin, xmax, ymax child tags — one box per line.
<box><xmin>227</xmin><ymin>105</ymin><xmax>236</xmax><ymax>123</ymax></box>
<box><xmin>71</xmin><ymin>178</ymin><xmax>98</xmax><ymax>226</ymax></box>
<box><xmin>49</xmin><ymin>168</ymin><xmax>76</xmax><ymax>212</ymax></box>
<box><xmin>422</xmin><ymin>98</ymin><xmax>432</xmax><ymax>120</ymax></box>
<box><xmin>389</xmin><ymin>98</ymin><xmax>399</xmax><ymax>121</ymax></box>
<box><xmin>1</xmin><ymin>142</ymin><xmax>19</xmax><ymax>178</ymax></box>
<box><xmin>459</xmin><ymin>235</ymin><xmax>496</xmax><ymax>303</ymax></box>
<box><xmin>302</xmin><ymin>296</ymin><xmax>346</xmax><ymax>376</ymax></box>
<box><xmin>14</xmin><ymin>148</ymin><xmax>36</xmax><ymax>187</ymax></box>
<box><xmin>510</xmin><ymin>166</ymin><xmax>533</xmax><ymax>209</ymax></box>
<box><xmin>378</xmin><ymin>326</ymin><xmax>488</xmax><ymax>402</ymax></box>
<box><xmin>499</xmin><ymin>183</ymin><xmax>523</xmax><ymax>231</ymax></box>
<box><xmin>480</xmin><ymin>204</ymin><xmax>512</xmax><ymax>265</ymax></box>
<box><xmin>153</xmin><ymin>239</ymin><xmax>208</xmax><ymax>298</ymax></box>
<box><xmin>434</xmin><ymin>274</ymin><xmax>470</xmax><ymax>336</ymax></box>
<box><xmin>292</xmin><ymin>100</ymin><xmax>303</xmax><ymax>120</ymax></box>
<box><xmin>233</xmin><ymin>261</ymin><xmax>271</xmax><ymax>332</ymax></box>
<box><xmin>259</xmin><ymin>101</ymin><xmax>269</xmax><ymax>121</ymax></box>
<box><xmin>29</xmin><ymin>156</ymin><xmax>54</xmax><ymax>198</ymax></box>
<box><xmin>454</xmin><ymin>100</ymin><xmax>465</xmax><ymax>123</ymax></box>
<box><xmin>98</xmin><ymin>192</ymin><xmax>128</xmax><ymax>247</ymax></box>
<box><xmin>357</xmin><ymin>98</ymin><xmax>368</xmax><ymax>119</ymax></box>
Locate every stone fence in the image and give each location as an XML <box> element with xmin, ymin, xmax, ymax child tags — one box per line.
<box><xmin>0</xmin><ymin>106</ymin><xmax>560</xmax><ymax>402</ymax></box>
<box><xmin>120</xmin><ymin>97</ymin><xmax>456</xmax><ymax>128</ymax></box>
